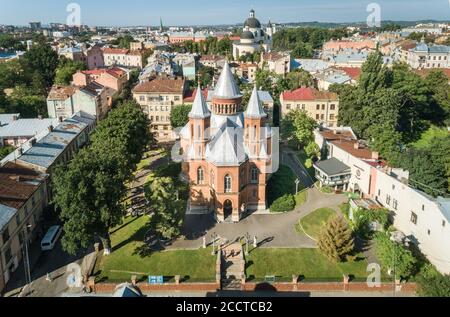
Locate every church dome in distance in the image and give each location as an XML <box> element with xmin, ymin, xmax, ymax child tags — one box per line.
<box><xmin>244</xmin><ymin>17</ymin><xmax>261</xmax><ymax>29</ymax></box>
<box><xmin>241</xmin><ymin>30</ymin><xmax>255</xmax><ymax>40</ymax></box>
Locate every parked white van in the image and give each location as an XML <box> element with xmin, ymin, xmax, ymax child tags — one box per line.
<box><xmin>41</xmin><ymin>226</ymin><xmax>62</xmax><ymax>251</ymax></box>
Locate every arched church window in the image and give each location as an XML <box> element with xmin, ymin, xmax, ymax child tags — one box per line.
<box><xmin>197</xmin><ymin>167</ymin><xmax>204</xmax><ymax>184</ymax></box>
<box><xmin>224</xmin><ymin>174</ymin><xmax>232</xmax><ymax>193</ymax></box>
<box><xmin>251</xmin><ymin>167</ymin><xmax>259</xmax><ymax>183</ymax></box>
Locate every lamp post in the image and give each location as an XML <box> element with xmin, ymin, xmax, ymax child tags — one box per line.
<box><xmin>22</xmin><ymin>224</ymin><xmax>32</xmax><ymax>296</ymax></box>
<box><xmin>295</xmin><ymin>179</ymin><xmax>301</xmax><ymax>195</ymax></box>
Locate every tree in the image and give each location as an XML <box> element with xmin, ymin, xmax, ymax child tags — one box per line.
<box><xmin>145</xmin><ymin>177</ymin><xmax>185</xmax><ymax>239</ymax></box>
<box><xmin>53</xmin><ymin>101</ymin><xmax>150</xmax><ymax>255</ymax></box>
<box><xmin>374</xmin><ymin>232</ymin><xmax>417</xmax><ymax>280</ymax></box>
<box><xmin>22</xmin><ymin>41</ymin><xmax>59</xmax><ymax>88</ymax></box>
<box><xmin>281</xmin><ymin>109</ymin><xmax>318</xmax><ymax>147</ymax></box>
<box><xmin>305</xmin><ymin>142</ymin><xmax>320</xmax><ymax>160</ymax></box>
<box><xmin>170</xmin><ymin>105</ymin><xmax>191</xmax><ymax>128</ymax></box>
<box><xmin>55</xmin><ymin>57</ymin><xmax>86</xmax><ymax>85</ymax></box>
<box><xmin>0</xmin><ymin>59</ymin><xmax>27</xmax><ymax>89</ymax></box>
<box><xmin>285</xmin><ymin>69</ymin><xmax>314</xmax><ymax>89</ymax></box>
<box><xmin>317</xmin><ymin>214</ymin><xmax>355</xmax><ymax>262</ymax></box>
<box><xmin>0</xmin><ymin>145</ymin><xmax>14</xmax><ymax>160</ymax></box>
<box><xmin>417</xmin><ymin>274</ymin><xmax>450</xmax><ymax>297</ymax></box>
<box><xmin>358</xmin><ymin>51</ymin><xmax>391</xmax><ymax>95</ymax></box>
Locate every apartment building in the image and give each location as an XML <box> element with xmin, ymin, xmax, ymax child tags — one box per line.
<box><xmin>260</xmin><ymin>51</ymin><xmax>291</xmax><ymax>76</ymax></box>
<box><xmin>103</xmin><ymin>48</ymin><xmax>143</xmax><ymax>68</ymax></box>
<box><xmin>86</xmin><ymin>44</ymin><xmax>105</xmax><ymax>70</ymax></box>
<box><xmin>407</xmin><ymin>43</ymin><xmax>450</xmax><ymax>69</ymax></box>
<box><xmin>280</xmin><ymin>87</ymin><xmax>339</xmax><ymax>128</ymax></box>
<box><xmin>0</xmin><ymin>117</ymin><xmax>59</xmax><ymax>147</ymax></box>
<box><xmin>132</xmin><ymin>78</ymin><xmax>188</xmax><ymax>139</ymax></box>
<box><xmin>0</xmin><ymin>162</ymin><xmax>48</xmax><ymax>293</ymax></box>
<box><xmin>73</xmin><ymin>68</ymin><xmax>128</xmax><ymax>94</ymax></box>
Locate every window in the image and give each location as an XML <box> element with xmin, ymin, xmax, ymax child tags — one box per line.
<box><xmin>2</xmin><ymin>227</ymin><xmax>10</xmax><ymax>244</ymax></box>
<box><xmin>378</xmin><ymin>189</ymin><xmax>381</xmax><ymax>196</ymax></box>
<box><xmin>286</xmin><ymin>104</ymin><xmax>291</xmax><ymax>110</ymax></box>
<box><xmin>210</xmin><ymin>171</ymin><xmax>215</xmax><ymax>187</ymax></box>
<box><xmin>427</xmin><ymin>229</ymin><xmax>431</xmax><ymax>236</ymax></box>
<box><xmin>197</xmin><ymin>167</ymin><xmax>204</xmax><ymax>184</ymax></box>
<box><xmin>393</xmin><ymin>199</ymin><xmax>398</xmax><ymax>210</ymax></box>
<box><xmin>224</xmin><ymin>175</ymin><xmax>232</xmax><ymax>193</ymax></box>
<box><xmin>330</xmin><ymin>104</ymin><xmax>336</xmax><ymax>110</ymax></box>
<box><xmin>410</xmin><ymin>212</ymin><xmax>418</xmax><ymax>225</ymax></box>
<box><xmin>16</xmin><ymin>213</ymin><xmax>21</xmax><ymax>227</ymax></box>
<box><xmin>322</xmin><ymin>104</ymin><xmax>325</xmax><ymax>110</ymax></box>
<box><xmin>316</xmin><ymin>114</ymin><xmax>320</xmax><ymax>120</ymax></box>
<box><xmin>443</xmin><ymin>220</ymin><xmax>446</xmax><ymax>227</ymax></box>
<box><xmin>316</xmin><ymin>104</ymin><xmax>320</xmax><ymax>110</ymax></box>
<box><xmin>386</xmin><ymin>195</ymin><xmax>391</xmax><ymax>206</ymax></box>
<box><xmin>320</xmin><ymin>114</ymin><xmax>325</xmax><ymax>120</ymax></box>
<box><xmin>251</xmin><ymin>168</ymin><xmax>259</xmax><ymax>183</ymax></box>
<box><xmin>139</xmin><ymin>96</ymin><xmax>145</xmax><ymax>102</ymax></box>
<box><xmin>174</xmin><ymin>96</ymin><xmax>180</xmax><ymax>101</ymax></box>
<box><xmin>4</xmin><ymin>246</ymin><xmax>12</xmax><ymax>264</ymax></box>
<box><xmin>422</xmin><ymin>205</ymin><xmax>425</xmax><ymax>211</ymax></box>
<box><xmin>330</xmin><ymin>114</ymin><xmax>335</xmax><ymax>120</ymax></box>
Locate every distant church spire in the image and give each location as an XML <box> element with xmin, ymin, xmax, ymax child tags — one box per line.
<box><xmin>160</xmin><ymin>17</ymin><xmax>164</xmax><ymax>32</ymax></box>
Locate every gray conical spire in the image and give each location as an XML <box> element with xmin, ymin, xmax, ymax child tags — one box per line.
<box><xmin>189</xmin><ymin>85</ymin><xmax>210</xmax><ymax>119</ymax></box>
<box><xmin>213</xmin><ymin>63</ymin><xmax>242</xmax><ymax>99</ymax></box>
<box><xmin>245</xmin><ymin>85</ymin><xmax>267</xmax><ymax>119</ymax></box>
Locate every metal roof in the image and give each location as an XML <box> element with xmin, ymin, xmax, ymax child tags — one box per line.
<box><xmin>314</xmin><ymin>157</ymin><xmax>351</xmax><ymax>176</ymax></box>
<box><xmin>0</xmin><ymin>118</ymin><xmax>59</xmax><ymax>138</ymax></box>
<box><xmin>18</xmin><ymin>114</ymin><xmax>94</xmax><ymax>169</ymax></box>
<box><xmin>213</xmin><ymin>63</ymin><xmax>242</xmax><ymax>100</ymax></box>
<box><xmin>245</xmin><ymin>86</ymin><xmax>267</xmax><ymax>119</ymax></box>
<box><xmin>189</xmin><ymin>85</ymin><xmax>211</xmax><ymax>119</ymax></box>
<box><xmin>0</xmin><ymin>114</ymin><xmax>20</xmax><ymax>126</ymax></box>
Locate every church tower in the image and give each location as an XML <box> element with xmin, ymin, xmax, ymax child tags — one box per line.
<box><xmin>244</xmin><ymin>85</ymin><xmax>268</xmax><ymax>159</ymax></box>
<box><xmin>210</xmin><ymin>63</ymin><xmax>243</xmax><ymax>116</ymax></box>
<box><xmin>188</xmin><ymin>84</ymin><xmax>211</xmax><ymax>160</ymax></box>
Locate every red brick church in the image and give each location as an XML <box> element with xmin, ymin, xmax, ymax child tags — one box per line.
<box><xmin>180</xmin><ymin>63</ymin><xmax>276</xmax><ymax>222</ymax></box>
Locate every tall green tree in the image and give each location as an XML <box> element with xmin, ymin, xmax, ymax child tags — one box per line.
<box><xmin>170</xmin><ymin>105</ymin><xmax>191</xmax><ymax>128</ymax></box>
<box><xmin>55</xmin><ymin>57</ymin><xmax>87</xmax><ymax>85</ymax></box>
<box><xmin>317</xmin><ymin>214</ymin><xmax>355</xmax><ymax>263</ymax></box>
<box><xmin>22</xmin><ymin>41</ymin><xmax>59</xmax><ymax>88</ymax></box>
<box><xmin>281</xmin><ymin>109</ymin><xmax>318</xmax><ymax>147</ymax></box>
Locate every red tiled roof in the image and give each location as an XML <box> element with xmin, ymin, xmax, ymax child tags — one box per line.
<box><xmin>183</xmin><ymin>88</ymin><xmax>208</xmax><ymax>103</ymax></box>
<box><xmin>83</xmin><ymin>67</ymin><xmax>127</xmax><ymax>79</ymax></box>
<box><xmin>337</xmin><ymin>67</ymin><xmax>362</xmax><ymax>80</ymax></box>
<box><xmin>319</xmin><ymin>129</ymin><xmax>374</xmax><ymax>160</ymax></box>
<box><xmin>48</xmin><ymin>85</ymin><xmax>78</xmax><ymax>100</ymax></box>
<box><xmin>282</xmin><ymin>87</ymin><xmax>338</xmax><ymax>101</ymax></box>
<box><xmin>103</xmin><ymin>48</ymin><xmax>129</xmax><ymax>55</ymax></box>
<box><xmin>133</xmin><ymin>78</ymin><xmax>186</xmax><ymax>94</ymax></box>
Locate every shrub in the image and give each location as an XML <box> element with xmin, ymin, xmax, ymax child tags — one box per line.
<box><xmin>373</xmin><ymin>232</ymin><xmax>417</xmax><ymax>280</ymax></box>
<box><xmin>320</xmin><ymin>186</ymin><xmax>333</xmax><ymax>194</ymax></box>
<box><xmin>270</xmin><ymin>194</ymin><xmax>296</xmax><ymax>213</ymax></box>
<box><xmin>317</xmin><ymin>214</ymin><xmax>354</xmax><ymax>262</ymax></box>
<box><xmin>417</xmin><ymin>274</ymin><xmax>450</xmax><ymax>297</ymax></box>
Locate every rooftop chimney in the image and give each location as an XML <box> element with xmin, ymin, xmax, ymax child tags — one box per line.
<box><xmin>29</xmin><ymin>138</ymin><xmax>36</xmax><ymax>146</ymax></box>
<box><xmin>59</xmin><ymin>116</ymin><xmax>64</xmax><ymax>123</ymax></box>
<box><xmin>12</xmin><ymin>115</ymin><xmax>18</xmax><ymax>121</ymax></box>
<box><xmin>48</xmin><ymin>125</ymin><xmax>54</xmax><ymax>133</ymax></box>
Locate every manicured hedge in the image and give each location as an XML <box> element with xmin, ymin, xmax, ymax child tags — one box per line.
<box><xmin>270</xmin><ymin>194</ymin><xmax>296</xmax><ymax>213</ymax></box>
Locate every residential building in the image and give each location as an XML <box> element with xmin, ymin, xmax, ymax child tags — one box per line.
<box><xmin>47</xmin><ymin>82</ymin><xmax>109</xmax><ymax>121</ymax></box>
<box><xmin>179</xmin><ymin>63</ymin><xmax>276</xmax><ymax>222</ymax></box>
<box><xmin>173</xmin><ymin>54</ymin><xmax>197</xmax><ymax>80</ymax></box>
<box><xmin>199</xmin><ymin>55</ymin><xmax>227</xmax><ymax>69</ymax></box>
<box><xmin>233</xmin><ymin>9</ymin><xmax>275</xmax><ymax>60</ymax></box>
<box><xmin>315</xmin><ymin>127</ymin><xmax>450</xmax><ymax>274</ymax></box>
<box><xmin>17</xmin><ymin>112</ymin><xmax>96</xmax><ymax>174</ymax></box>
<box><xmin>73</xmin><ymin>68</ymin><xmax>128</xmax><ymax>93</ymax></box>
<box><xmin>291</xmin><ymin>59</ymin><xmax>330</xmax><ymax>75</ymax></box>
<box><xmin>322</xmin><ymin>39</ymin><xmax>377</xmax><ymax>52</ymax></box>
<box><xmin>0</xmin><ymin>162</ymin><xmax>48</xmax><ymax>294</ymax></box>
<box><xmin>407</xmin><ymin>42</ymin><xmax>450</xmax><ymax>69</ymax></box>
<box><xmin>260</xmin><ymin>52</ymin><xmax>291</xmax><ymax>76</ymax></box>
<box><xmin>314</xmin><ymin>67</ymin><xmax>357</xmax><ymax>91</ymax></box>
<box><xmin>0</xmin><ymin>117</ymin><xmax>59</xmax><ymax>147</ymax></box>
<box><xmin>233</xmin><ymin>63</ymin><xmax>258</xmax><ymax>82</ymax></box>
<box><xmin>0</xmin><ymin>114</ymin><xmax>20</xmax><ymax>127</ymax></box>
<box><xmin>132</xmin><ymin>78</ymin><xmax>188</xmax><ymax>139</ymax></box>
<box><xmin>86</xmin><ymin>44</ymin><xmax>105</xmax><ymax>70</ymax></box>
<box><xmin>103</xmin><ymin>48</ymin><xmax>143</xmax><ymax>68</ymax></box>
<box><xmin>58</xmin><ymin>46</ymin><xmax>86</xmax><ymax>64</ymax></box>
<box><xmin>280</xmin><ymin>87</ymin><xmax>339</xmax><ymax>127</ymax></box>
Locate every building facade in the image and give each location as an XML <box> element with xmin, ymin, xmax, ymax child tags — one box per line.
<box><xmin>103</xmin><ymin>48</ymin><xmax>143</xmax><ymax>68</ymax></box>
<box><xmin>407</xmin><ymin>42</ymin><xmax>450</xmax><ymax>69</ymax></box>
<box><xmin>280</xmin><ymin>87</ymin><xmax>339</xmax><ymax>128</ymax></box>
<box><xmin>132</xmin><ymin>78</ymin><xmax>188</xmax><ymax>139</ymax></box>
<box><xmin>180</xmin><ymin>63</ymin><xmax>276</xmax><ymax>222</ymax></box>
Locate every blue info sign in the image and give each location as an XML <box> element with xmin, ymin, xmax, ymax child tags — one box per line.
<box><xmin>149</xmin><ymin>275</ymin><xmax>164</xmax><ymax>284</ymax></box>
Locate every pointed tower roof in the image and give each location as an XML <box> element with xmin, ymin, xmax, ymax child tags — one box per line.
<box><xmin>189</xmin><ymin>85</ymin><xmax>211</xmax><ymax>119</ymax></box>
<box><xmin>213</xmin><ymin>63</ymin><xmax>242</xmax><ymax>99</ymax></box>
<box><xmin>245</xmin><ymin>85</ymin><xmax>267</xmax><ymax>119</ymax></box>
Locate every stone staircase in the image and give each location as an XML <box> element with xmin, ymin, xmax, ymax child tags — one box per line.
<box><xmin>220</xmin><ymin>243</ymin><xmax>245</xmax><ymax>291</ymax></box>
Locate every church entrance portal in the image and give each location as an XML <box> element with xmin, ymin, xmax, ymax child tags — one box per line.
<box><xmin>224</xmin><ymin>200</ymin><xmax>233</xmax><ymax>220</ymax></box>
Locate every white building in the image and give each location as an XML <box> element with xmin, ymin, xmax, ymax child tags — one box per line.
<box><xmin>232</xmin><ymin>9</ymin><xmax>275</xmax><ymax>60</ymax></box>
<box><xmin>407</xmin><ymin>42</ymin><xmax>450</xmax><ymax>69</ymax></box>
<box><xmin>315</xmin><ymin>127</ymin><xmax>450</xmax><ymax>274</ymax></box>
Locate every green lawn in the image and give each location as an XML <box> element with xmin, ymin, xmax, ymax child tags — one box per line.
<box><xmin>267</xmin><ymin>165</ymin><xmax>303</xmax><ymax>206</ymax></box>
<box><xmin>294</xmin><ymin>190</ymin><xmax>308</xmax><ymax>207</ymax></box>
<box><xmin>246</xmin><ymin>248</ymin><xmax>370</xmax><ymax>282</ymax></box>
<box><xmin>94</xmin><ymin>216</ymin><xmax>216</xmax><ymax>283</ymax></box>
<box><xmin>296</xmin><ymin>208</ymin><xmax>336</xmax><ymax>240</ymax></box>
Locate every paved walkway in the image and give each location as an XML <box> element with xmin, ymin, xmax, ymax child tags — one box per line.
<box><xmin>281</xmin><ymin>147</ymin><xmax>316</xmax><ymax>188</ymax></box>
<box><xmin>166</xmin><ymin>187</ymin><xmax>347</xmax><ymax>250</ymax></box>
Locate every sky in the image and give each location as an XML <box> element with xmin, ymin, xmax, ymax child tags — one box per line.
<box><xmin>0</xmin><ymin>0</ymin><xmax>449</xmax><ymax>26</ymax></box>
